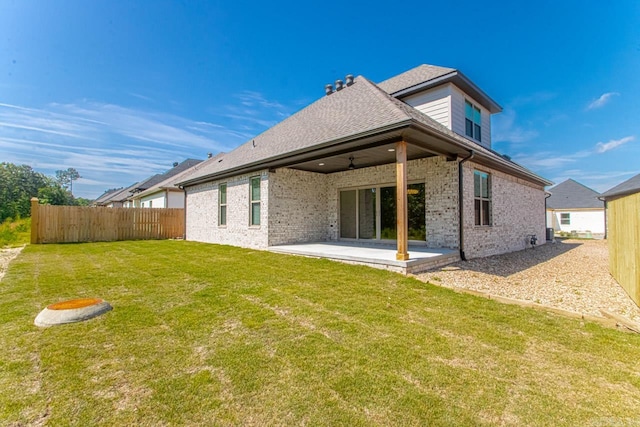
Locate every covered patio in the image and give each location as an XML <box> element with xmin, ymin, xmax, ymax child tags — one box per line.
<box><xmin>268</xmin><ymin>241</ymin><xmax>460</xmax><ymax>274</ymax></box>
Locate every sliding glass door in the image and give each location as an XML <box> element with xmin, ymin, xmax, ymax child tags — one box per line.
<box><xmin>340</xmin><ymin>183</ymin><xmax>425</xmax><ymax>241</ymax></box>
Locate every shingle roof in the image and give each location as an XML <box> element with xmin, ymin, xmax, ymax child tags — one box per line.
<box><xmin>133</xmin><ymin>159</ymin><xmax>202</xmax><ymax>193</ymax></box>
<box><xmin>93</xmin><ymin>188</ymin><xmax>122</xmax><ymax>204</ymax></box>
<box><xmin>546</xmin><ymin>179</ymin><xmax>603</xmax><ymax>209</ymax></box>
<box><xmin>601</xmin><ymin>173</ymin><xmax>640</xmax><ymax>199</ymax></box>
<box><xmin>377</xmin><ymin>64</ymin><xmax>456</xmax><ymax>95</ymax></box>
<box><xmin>133</xmin><ymin>156</ymin><xmax>217</xmax><ymax>199</ymax></box>
<box><xmin>180</xmin><ymin>76</ymin><xmax>549</xmax><ymax>187</ymax></box>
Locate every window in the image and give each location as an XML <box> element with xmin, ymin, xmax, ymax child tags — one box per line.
<box><xmin>474</xmin><ymin>170</ymin><xmax>491</xmax><ymax>226</ymax></box>
<box><xmin>218</xmin><ymin>183</ymin><xmax>227</xmax><ymax>226</ymax></box>
<box><xmin>249</xmin><ymin>176</ymin><xmax>261</xmax><ymax>226</ymax></box>
<box><xmin>465</xmin><ymin>100</ymin><xmax>482</xmax><ymax>142</ymax></box>
<box><xmin>560</xmin><ymin>213</ymin><xmax>570</xmax><ymax>225</ymax></box>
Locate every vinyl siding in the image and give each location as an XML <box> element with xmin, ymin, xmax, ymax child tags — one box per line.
<box><xmin>403</xmin><ymin>85</ymin><xmax>452</xmax><ymax>129</ymax></box>
<box><xmin>450</xmin><ymin>85</ymin><xmax>491</xmax><ymax>148</ymax></box>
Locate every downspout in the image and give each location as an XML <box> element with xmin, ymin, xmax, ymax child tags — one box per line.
<box><xmin>179</xmin><ymin>185</ymin><xmax>187</xmax><ymax>240</ymax></box>
<box><xmin>458</xmin><ymin>150</ymin><xmax>474</xmax><ymax>261</ymax></box>
<box><xmin>597</xmin><ymin>196</ymin><xmax>607</xmax><ymax>239</ymax></box>
<box><xmin>544</xmin><ymin>192</ymin><xmax>551</xmax><ymax>230</ymax></box>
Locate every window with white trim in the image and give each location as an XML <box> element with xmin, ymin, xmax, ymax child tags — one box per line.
<box><xmin>474</xmin><ymin>170</ymin><xmax>491</xmax><ymax>226</ymax></box>
<box><xmin>465</xmin><ymin>100</ymin><xmax>482</xmax><ymax>142</ymax></box>
<box><xmin>249</xmin><ymin>176</ymin><xmax>261</xmax><ymax>226</ymax></box>
<box><xmin>560</xmin><ymin>213</ymin><xmax>570</xmax><ymax>225</ymax></box>
<box><xmin>218</xmin><ymin>183</ymin><xmax>227</xmax><ymax>226</ymax></box>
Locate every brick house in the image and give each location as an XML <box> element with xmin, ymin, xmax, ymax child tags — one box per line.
<box><xmin>178</xmin><ymin>65</ymin><xmax>551</xmax><ymax>273</ymax></box>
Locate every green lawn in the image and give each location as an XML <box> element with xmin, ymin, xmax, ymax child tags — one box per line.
<box><xmin>2</xmin><ymin>241</ymin><xmax>639</xmax><ymax>426</ymax></box>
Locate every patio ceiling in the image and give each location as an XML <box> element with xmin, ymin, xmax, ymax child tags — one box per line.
<box><xmin>285</xmin><ymin>126</ymin><xmax>466</xmax><ymax>174</ymax></box>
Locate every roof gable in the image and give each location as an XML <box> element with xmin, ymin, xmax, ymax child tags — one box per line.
<box><xmin>547</xmin><ymin>179</ymin><xmax>603</xmax><ymax>209</ymax></box>
<box><xmin>601</xmin><ymin>173</ymin><xmax>640</xmax><ymax>199</ymax></box>
<box><xmin>377</xmin><ymin>64</ymin><xmax>502</xmax><ymax>114</ymax></box>
<box><xmin>378</xmin><ymin>64</ymin><xmax>455</xmax><ymax>94</ymax></box>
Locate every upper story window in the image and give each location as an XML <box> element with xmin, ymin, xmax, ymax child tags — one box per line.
<box><xmin>218</xmin><ymin>183</ymin><xmax>227</xmax><ymax>226</ymax></box>
<box><xmin>249</xmin><ymin>176</ymin><xmax>261</xmax><ymax>226</ymax></box>
<box><xmin>465</xmin><ymin>100</ymin><xmax>481</xmax><ymax>142</ymax></box>
<box><xmin>474</xmin><ymin>170</ymin><xmax>491</xmax><ymax>226</ymax></box>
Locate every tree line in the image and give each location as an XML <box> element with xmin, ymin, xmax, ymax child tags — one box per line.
<box><xmin>0</xmin><ymin>163</ymin><xmax>91</xmax><ymax>222</ymax></box>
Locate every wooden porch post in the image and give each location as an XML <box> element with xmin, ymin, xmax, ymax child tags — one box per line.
<box><xmin>396</xmin><ymin>141</ymin><xmax>409</xmax><ymax>260</ymax></box>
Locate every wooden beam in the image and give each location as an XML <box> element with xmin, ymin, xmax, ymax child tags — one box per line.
<box><xmin>396</xmin><ymin>141</ymin><xmax>409</xmax><ymax>260</ymax></box>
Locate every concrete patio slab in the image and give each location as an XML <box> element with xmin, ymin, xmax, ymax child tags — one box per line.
<box><xmin>269</xmin><ymin>241</ymin><xmax>460</xmax><ymax>274</ymax></box>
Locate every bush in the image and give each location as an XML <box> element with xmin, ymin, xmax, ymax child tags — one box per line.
<box><xmin>0</xmin><ymin>217</ymin><xmax>30</xmax><ymax>247</ymax></box>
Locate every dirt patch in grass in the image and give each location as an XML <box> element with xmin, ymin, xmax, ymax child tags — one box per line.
<box><xmin>0</xmin><ymin>246</ymin><xmax>24</xmax><ymax>282</ymax></box>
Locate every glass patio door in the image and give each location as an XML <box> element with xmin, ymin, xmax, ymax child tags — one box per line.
<box><xmin>339</xmin><ymin>184</ymin><xmax>425</xmax><ymax>241</ymax></box>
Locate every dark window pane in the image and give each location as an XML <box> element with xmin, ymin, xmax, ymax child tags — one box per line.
<box><xmin>474</xmin><ymin>124</ymin><xmax>481</xmax><ymax>142</ymax></box>
<box><xmin>220</xmin><ymin>205</ymin><xmax>226</xmax><ymax>226</ymax></box>
<box><xmin>380</xmin><ymin>186</ymin><xmax>397</xmax><ymax>240</ymax></box>
<box><xmin>465</xmin><ymin>119</ymin><xmax>473</xmax><ymax>137</ymax></box>
<box><xmin>250</xmin><ymin>177</ymin><xmax>260</xmax><ymax>201</ymax></box>
<box><xmin>219</xmin><ymin>184</ymin><xmax>227</xmax><ymax>204</ymax></box>
<box><xmin>340</xmin><ymin>190</ymin><xmax>357</xmax><ymax>238</ymax></box>
<box><xmin>474</xmin><ymin>171</ymin><xmax>481</xmax><ymax>197</ymax></box>
<box><xmin>482</xmin><ymin>200</ymin><xmax>491</xmax><ymax>225</ymax></box>
<box><xmin>475</xmin><ymin>199</ymin><xmax>481</xmax><ymax>225</ymax></box>
<box><xmin>408</xmin><ymin>183</ymin><xmax>426</xmax><ymax>241</ymax></box>
<box><xmin>251</xmin><ymin>203</ymin><xmax>260</xmax><ymax>226</ymax></box>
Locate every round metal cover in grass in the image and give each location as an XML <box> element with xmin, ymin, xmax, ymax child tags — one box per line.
<box><xmin>35</xmin><ymin>298</ymin><xmax>112</xmax><ymax>327</ymax></box>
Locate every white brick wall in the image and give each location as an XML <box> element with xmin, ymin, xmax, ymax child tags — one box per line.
<box><xmin>268</xmin><ymin>168</ymin><xmax>329</xmax><ymax>245</ymax></box>
<box><xmin>185</xmin><ymin>170</ymin><xmax>269</xmax><ymax>249</ymax></box>
<box><xmin>462</xmin><ymin>161</ymin><xmax>546</xmax><ymax>258</ymax></box>
<box><xmin>184</xmin><ymin>158</ymin><xmax>546</xmax><ymax>260</ymax></box>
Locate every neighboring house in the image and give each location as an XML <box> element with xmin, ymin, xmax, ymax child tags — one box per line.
<box><xmin>128</xmin><ymin>159</ymin><xmax>203</xmax><ymax>208</ymax></box>
<box><xmin>92</xmin><ymin>188</ymin><xmax>123</xmax><ymax>207</ymax></box>
<box><xmin>546</xmin><ymin>179</ymin><xmax>605</xmax><ymax>237</ymax></box>
<box><xmin>129</xmin><ymin>158</ymin><xmax>211</xmax><ymax>208</ymax></box>
<box><xmin>601</xmin><ymin>173</ymin><xmax>640</xmax><ymax>306</ymax></box>
<box><xmin>96</xmin><ymin>183</ymin><xmax>140</xmax><ymax>208</ymax></box>
<box><xmin>177</xmin><ymin>64</ymin><xmax>552</xmax><ymax>272</ymax></box>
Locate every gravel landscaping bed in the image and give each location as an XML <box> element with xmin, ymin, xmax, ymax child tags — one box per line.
<box><xmin>417</xmin><ymin>239</ymin><xmax>640</xmax><ymax>323</ymax></box>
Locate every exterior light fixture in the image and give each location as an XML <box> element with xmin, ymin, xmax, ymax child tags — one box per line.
<box><xmin>348</xmin><ymin>156</ymin><xmax>356</xmax><ymax>170</ymax></box>
<box><xmin>318</xmin><ymin>162</ymin><xmax>325</xmax><ymax>166</ymax></box>
<box><xmin>388</xmin><ymin>148</ymin><xmax>395</xmax><ymax>152</ymax></box>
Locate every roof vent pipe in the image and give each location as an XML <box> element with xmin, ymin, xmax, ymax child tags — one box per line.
<box><xmin>335</xmin><ymin>79</ymin><xmax>344</xmax><ymax>91</ymax></box>
<box><xmin>325</xmin><ymin>84</ymin><xmax>334</xmax><ymax>96</ymax></box>
<box><xmin>173</xmin><ymin>162</ymin><xmax>179</xmax><ymax>167</ymax></box>
<box><xmin>345</xmin><ymin>74</ymin><xmax>354</xmax><ymax>86</ymax></box>
<box><xmin>207</xmin><ymin>152</ymin><xmax>213</xmax><ymax>158</ymax></box>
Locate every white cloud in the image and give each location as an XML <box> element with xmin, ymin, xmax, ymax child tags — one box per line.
<box><xmin>493</xmin><ymin>109</ymin><xmax>538</xmax><ymax>144</ymax></box>
<box><xmin>595</xmin><ymin>135</ymin><xmax>635</xmax><ymax>153</ymax></box>
<box><xmin>586</xmin><ymin>92</ymin><xmax>619</xmax><ymax>110</ymax></box>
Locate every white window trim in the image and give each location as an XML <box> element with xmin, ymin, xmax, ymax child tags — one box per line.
<box><xmin>249</xmin><ymin>176</ymin><xmax>261</xmax><ymax>227</ymax></box>
<box><xmin>218</xmin><ymin>182</ymin><xmax>227</xmax><ymax>227</ymax></box>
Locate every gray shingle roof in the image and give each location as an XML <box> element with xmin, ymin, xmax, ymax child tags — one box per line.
<box><xmin>93</xmin><ymin>188</ymin><xmax>122</xmax><ymax>204</ymax></box>
<box><xmin>180</xmin><ymin>75</ymin><xmax>549</xmax><ymax>187</ymax></box>
<box><xmin>133</xmin><ymin>156</ymin><xmax>219</xmax><ymax>199</ymax></box>
<box><xmin>133</xmin><ymin>159</ymin><xmax>202</xmax><ymax>193</ymax></box>
<box><xmin>546</xmin><ymin>179</ymin><xmax>603</xmax><ymax>209</ymax></box>
<box><xmin>601</xmin><ymin>173</ymin><xmax>640</xmax><ymax>199</ymax></box>
<box><xmin>377</xmin><ymin>64</ymin><xmax>456</xmax><ymax>95</ymax></box>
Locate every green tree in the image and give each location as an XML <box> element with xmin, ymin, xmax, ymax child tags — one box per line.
<box><xmin>0</xmin><ymin>163</ymin><xmax>79</xmax><ymax>222</ymax></box>
<box><xmin>55</xmin><ymin>168</ymin><xmax>81</xmax><ymax>195</ymax></box>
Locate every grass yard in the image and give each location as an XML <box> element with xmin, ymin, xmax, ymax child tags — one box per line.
<box><xmin>0</xmin><ymin>217</ymin><xmax>30</xmax><ymax>247</ymax></box>
<box><xmin>1</xmin><ymin>240</ymin><xmax>640</xmax><ymax>426</ymax></box>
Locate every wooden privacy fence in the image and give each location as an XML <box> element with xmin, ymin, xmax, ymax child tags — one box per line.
<box><xmin>607</xmin><ymin>192</ymin><xmax>640</xmax><ymax>306</ymax></box>
<box><xmin>30</xmin><ymin>198</ymin><xmax>185</xmax><ymax>244</ymax></box>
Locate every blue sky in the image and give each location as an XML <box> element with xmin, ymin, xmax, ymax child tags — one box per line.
<box><xmin>1</xmin><ymin>0</ymin><xmax>638</xmax><ymax>198</ymax></box>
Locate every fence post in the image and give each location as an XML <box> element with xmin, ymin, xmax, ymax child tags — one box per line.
<box><xmin>30</xmin><ymin>197</ymin><xmax>39</xmax><ymax>244</ymax></box>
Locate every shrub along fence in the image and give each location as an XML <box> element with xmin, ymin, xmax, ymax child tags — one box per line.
<box><xmin>30</xmin><ymin>198</ymin><xmax>185</xmax><ymax>244</ymax></box>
